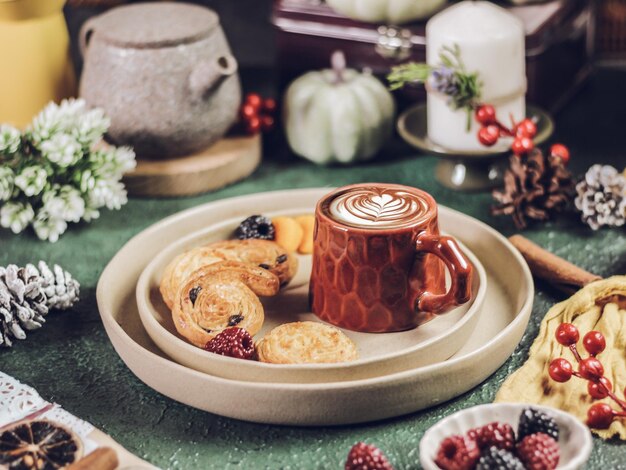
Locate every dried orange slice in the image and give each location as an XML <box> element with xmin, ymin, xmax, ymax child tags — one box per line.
<box><xmin>0</xmin><ymin>419</ymin><xmax>82</xmax><ymax>470</ymax></box>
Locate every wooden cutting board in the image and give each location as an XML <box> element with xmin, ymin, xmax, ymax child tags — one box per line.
<box><xmin>123</xmin><ymin>134</ymin><xmax>261</xmax><ymax>197</ymax></box>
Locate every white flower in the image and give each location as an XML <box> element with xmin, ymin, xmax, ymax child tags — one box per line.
<box><xmin>0</xmin><ymin>125</ymin><xmax>21</xmax><ymax>154</ymax></box>
<box><xmin>40</xmin><ymin>133</ymin><xmax>82</xmax><ymax>167</ymax></box>
<box><xmin>14</xmin><ymin>165</ymin><xmax>47</xmax><ymax>197</ymax></box>
<box><xmin>0</xmin><ymin>201</ymin><xmax>34</xmax><ymax>234</ymax></box>
<box><xmin>72</xmin><ymin>107</ymin><xmax>110</xmax><ymax>147</ymax></box>
<box><xmin>91</xmin><ymin>146</ymin><xmax>136</xmax><ymax>179</ymax></box>
<box><xmin>42</xmin><ymin>185</ymin><xmax>85</xmax><ymax>222</ymax></box>
<box><xmin>76</xmin><ymin>169</ymin><xmax>97</xmax><ymax>193</ymax></box>
<box><xmin>82</xmin><ymin>206</ymin><xmax>100</xmax><ymax>222</ymax></box>
<box><xmin>0</xmin><ymin>167</ymin><xmax>15</xmax><ymax>201</ymax></box>
<box><xmin>90</xmin><ymin>178</ymin><xmax>128</xmax><ymax>210</ymax></box>
<box><xmin>33</xmin><ymin>210</ymin><xmax>67</xmax><ymax>243</ymax></box>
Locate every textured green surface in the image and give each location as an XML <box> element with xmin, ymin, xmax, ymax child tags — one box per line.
<box><xmin>1</xmin><ymin>69</ymin><xmax>626</xmax><ymax>469</ymax></box>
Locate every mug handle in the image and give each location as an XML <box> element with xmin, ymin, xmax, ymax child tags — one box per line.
<box><xmin>79</xmin><ymin>18</ymin><xmax>97</xmax><ymax>59</ymax></box>
<box><xmin>413</xmin><ymin>231</ymin><xmax>473</xmax><ymax>315</ymax></box>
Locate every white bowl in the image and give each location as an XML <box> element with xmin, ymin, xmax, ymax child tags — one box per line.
<box><xmin>420</xmin><ymin>403</ymin><xmax>592</xmax><ymax>470</ymax></box>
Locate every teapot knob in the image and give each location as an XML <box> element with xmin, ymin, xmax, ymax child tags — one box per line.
<box><xmin>189</xmin><ymin>54</ymin><xmax>238</xmax><ymax>101</ymax></box>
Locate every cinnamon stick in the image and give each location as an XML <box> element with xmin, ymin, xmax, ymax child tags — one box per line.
<box><xmin>508</xmin><ymin>235</ymin><xmax>602</xmax><ymax>294</ymax></box>
<box><xmin>68</xmin><ymin>447</ymin><xmax>118</xmax><ymax>470</ymax></box>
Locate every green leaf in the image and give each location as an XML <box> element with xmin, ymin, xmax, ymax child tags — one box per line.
<box><xmin>387</xmin><ymin>63</ymin><xmax>432</xmax><ymax>91</ymax></box>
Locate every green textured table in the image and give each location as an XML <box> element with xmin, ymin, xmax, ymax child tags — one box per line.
<box><xmin>2</xmin><ymin>68</ymin><xmax>626</xmax><ymax>469</ymax></box>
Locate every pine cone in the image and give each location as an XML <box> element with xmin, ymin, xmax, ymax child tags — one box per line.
<box><xmin>0</xmin><ymin>262</ymin><xmax>79</xmax><ymax>347</ymax></box>
<box><xmin>36</xmin><ymin>261</ymin><xmax>80</xmax><ymax>310</ymax></box>
<box><xmin>0</xmin><ymin>265</ymin><xmax>48</xmax><ymax>347</ymax></box>
<box><xmin>492</xmin><ymin>150</ymin><xmax>575</xmax><ymax>229</ymax></box>
<box><xmin>575</xmin><ymin>164</ymin><xmax>626</xmax><ymax>230</ymax></box>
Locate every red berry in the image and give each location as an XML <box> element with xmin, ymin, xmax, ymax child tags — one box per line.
<box><xmin>548</xmin><ymin>358</ymin><xmax>573</xmax><ymax>383</ymax></box>
<box><xmin>204</xmin><ymin>327</ymin><xmax>256</xmax><ymax>360</ymax></box>
<box><xmin>260</xmin><ymin>115</ymin><xmax>275</xmax><ymax>132</ymax></box>
<box><xmin>246</xmin><ymin>93</ymin><xmax>263</xmax><ymax>110</ymax></box>
<box><xmin>587</xmin><ymin>403</ymin><xmax>614</xmax><ymax>429</ymax></box>
<box><xmin>588</xmin><ymin>377</ymin><xmax>612</xmax><ymax>400</ymax></box>
<box><xmin>515</xmin><ymin>118</ymin><xmax>537</xmax><ymax>138</ymax></box>
<box><xmin>240</xmin><ymin>103</ymin><xmax>257</xmax><ymax>120</ymax></box>
<box><xmin>434</xmin><ymin>435</ymin><xmax>480</xmax><ymax>470</ymax></box>
<box><xmin>516</xmin><ymin>433</ymin><xmax>560</xmax><ymax>470</ymax></box>
<box><xmin>511</xmin><ymin>136</ymin><xmax>534</xmax><ymax>156</ymax></box>
<box><xmin>550</xmin><ymin>143</ymin><xmax>570</xmax><ymax>164</ymax></box>
<box><xmin>583</xmin><ymin>331</ymin><xmax>606</xmax><ymax>356</ymax></box>
<box><xmin>478</xmin><ymin>125</ymin><xmax>500</xmax><ymax>147</ymax></box>
<box><xmin>245</xmin><ymin>116</ymin><xmax>261</xmax><ymax>135</ymax></box>
<box><xmin>474</xmin><ymin>422</ymin><xmax>515</xmax><ymax>451</ymax></box>
<box><xmin>475</xmin><ymin>105</ymin><xmax>496</xmax><ymax>126</ymax></box>
<box><xmin>345</xmin><ymin>442</ymin><xmax>393</xmax><ymax>470</ymax></box>
<box><xmin>555</xmin><ymin>323</ymin><xmax>579</xmax><ymax>346</ymax></box>
<box><xmin>262</xmin><ymin>98</ymin><xmax>277</xmax><ymax>113</ymax></box>
<box><xmin>579</xmin><ymin>357</ymin><xmax>604</xmax><ymax>381</ymax></box>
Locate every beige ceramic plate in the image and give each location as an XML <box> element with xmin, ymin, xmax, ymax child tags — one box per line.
<box><xmin>136</xmin><ymin>215</ymin><xmax>486</xmax><ymax>383</ymax></box>
<box><xmin>96</xmin><ymin>188</ymin><xmax>534</xmax><ymax>425</ymax></box>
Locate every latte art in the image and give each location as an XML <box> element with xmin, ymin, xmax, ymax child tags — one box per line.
<box><xmin>327</xmin><ymin>188</ymin><xmax>430</xmax><ymax>228</ymax></box>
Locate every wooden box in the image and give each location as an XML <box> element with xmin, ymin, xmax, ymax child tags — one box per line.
<box><xmin>272</xmin><ymin>0</ymin><xmax>594</xmax><ymax>112</ymax></box>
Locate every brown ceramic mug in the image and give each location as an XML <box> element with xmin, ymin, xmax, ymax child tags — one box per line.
<box><xmin>310</xmin><ymin>183</ymin><xmax>473</xmax><ymax>333</ymax></box>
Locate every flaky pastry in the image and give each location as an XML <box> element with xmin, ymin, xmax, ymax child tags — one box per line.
<box><xmin>257</xmin><ymin>321</ymin><xmax>358</xmax><ymax>364</ymax></box>
<box><xmin>171</xmin><ymin>260</ymin><xmax>280</xmax><ymax>348</ymax></box>
<box><xmin>160</xmin><ymin>239</ymin><xmax>297</xmax><ymax>309</ymax></box>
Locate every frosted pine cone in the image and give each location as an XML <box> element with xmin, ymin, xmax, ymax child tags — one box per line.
<box><xmin>575</xmin><ymin>165</ymin><xmax>626</xmax><ymax>230</ymax></box>
<box><xmin>35</xmin><ymin>261</ymin><xmax>80</xmax><ymax>310</ymax></box>
<box><xmin>0</xmin><ymin>262</ymin><xmax>79</xmax><ymax>347</ymax></box>
<box><xmin>0</xmin><ymin>265</ymin><xmax>48</xmax><ymax>347</ymax></box>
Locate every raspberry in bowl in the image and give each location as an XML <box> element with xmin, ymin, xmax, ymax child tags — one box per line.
<box><xmin>420</xmin><ymin>403</ymin><xmax>592</xmax><ymax>470</ymax></box>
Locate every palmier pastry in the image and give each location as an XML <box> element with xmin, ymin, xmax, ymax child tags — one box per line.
<box><xmin>257</xmin><ymin>321</ymin><xmax>359</xmax><ymax>364</ymax></box>
<box><xmin>172</xmin><ymin>260</ymin><xmax>280</xmax><ymax>348</ymax></box>
<box><xmin>160</xmin><ymin>239</ymin><xmax>297</xmax><ymax>309</ymax></box>
<box><xmin>160</xmin><ymin>247</ymin><xmax>226</xmax><ymax>309</ymax></box>
<box><xmin>206</xmin><ymin>239</ymin><xmax>297</xmax><ymax>286</ymax></box>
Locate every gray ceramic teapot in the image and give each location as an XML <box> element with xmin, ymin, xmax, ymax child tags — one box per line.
<box><xmin>79</xmin><ymin>2</ymin><xmax>241</xmax><ymax>158</ymax></box>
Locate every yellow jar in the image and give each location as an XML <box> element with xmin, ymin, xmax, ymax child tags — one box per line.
<box><xmin>0</xmin><ymin>0</ymin><xmax>76</xmax><ymax>128</ymax></box>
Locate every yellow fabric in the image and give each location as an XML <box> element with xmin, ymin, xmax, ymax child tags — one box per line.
<box><xmin>496</xmin><ymin>276</ymin><xmax>626</xmax><ymax>439</ymax></box>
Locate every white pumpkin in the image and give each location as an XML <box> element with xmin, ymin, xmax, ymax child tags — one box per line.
<box><xmin>283</xmin><ymin>52</ymin><xmax>395</xmax><ymax>165</ymax></box>
<box><xmin>326</xmin><ymin>0</ymin><xmax>446</xmax><ymax>24</ymax></box>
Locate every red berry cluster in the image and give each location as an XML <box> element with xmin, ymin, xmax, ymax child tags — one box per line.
<box><xmin>549</xmin><ymin>323</ymin><xmax>626</xmax><ymax>429</ymax></box>
<box><xmin>345</xmin><ymin>442</ymin><xmax>393</xmax><ymax>470</ymax></box>
<box><xmin>204</xmin><ymin>327</ymin><xmax>256</xmax><ymax>360</ymax></box>
<box><xmin>435</xmin><ymin>417</ymin><xmax>559</xmax><ymax>470</ymax></box>
<box><xmin>475</xmin><ymin>104</ymin><xmax>571</xmax><ymax>163</ymax></box>
<box><xmin>239</xmin><ymin>93</ymin><xmax>276</xmax><ymax>135</ymax></box>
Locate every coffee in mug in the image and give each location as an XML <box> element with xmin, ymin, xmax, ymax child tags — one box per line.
<box><xmin>310</xmin><ymin>183</ymin><xmax>473</xmax><ymax>333</ymax></box>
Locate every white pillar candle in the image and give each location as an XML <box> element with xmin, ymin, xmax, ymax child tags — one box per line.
<box><xmin>426</xmin><ymin>1</ymin><xmax>525</xmax><ymax>152</ymax></box>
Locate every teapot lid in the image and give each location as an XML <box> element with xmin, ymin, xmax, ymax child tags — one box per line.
<box><xmin>88</xmin><ymin>2</ymin><xmax>219</xmax><ymax>48</ymax></box>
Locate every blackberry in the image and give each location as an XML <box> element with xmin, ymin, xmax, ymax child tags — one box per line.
<box><xmin>476</xmin><ymin>447</ymin><xmax>525</xmax><ymax>470</ymax></box>
<box><xmin>235</xmin><ymin>215</ymin><xmax>275</xmax><ymax>240</ymax></box>
<box><xmin>517</xmin><ymin>408</ymin><xmax>559</xmax><ymax>441</ymax></box>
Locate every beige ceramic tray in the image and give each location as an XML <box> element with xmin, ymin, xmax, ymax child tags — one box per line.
<box><xmin>136</xmin><ymin>216</ymin><xmax>486</xmax><ymax>383</ymax></box>
<box><xmin>96</xmin><ymin>188</ymin><xmax>533</xmax><ymax>426</ymax></box>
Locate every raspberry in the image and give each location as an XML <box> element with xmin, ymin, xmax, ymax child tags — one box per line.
<box><xmin>516</xmin><ymin>433</ymin><xmax>560</xmax><ymax>470</ymax></box>
<box><xmin>473</xmin><ymin>422</ymin><xmax>515</xmax><ymax>451</ymax></box>
<box><xmin>476</xmin><ymin>447</ymin><xmax>525</xmax><ymax>470</ymax></box>
<box><xmin>434</xmin><ymin>435</ymin><xmax>479</xmax><ymax>470</ymax></box>
<box><xmin>235</xmin><ymin>215</ymin><xmax>275</xmax><ymax>240</ymax></box>
<box><xmin>204</xmin><ymin>327</ymin><xmax>256</xmax><ymax>360</ymax></box>
<box><xmin>345</xmin><ymin>442</ymin><xmax>393</xmax><ymax>470</ymax></box>
<box><xmin>517</xmin><ymin>408</ymin><xmax>559</xmax><ymax>441</ymax></box>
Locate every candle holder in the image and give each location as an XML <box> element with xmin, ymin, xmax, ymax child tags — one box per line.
<box><xmin>397</xmin><ymin>103</ymin><xmax>554</xmax><ymax>191</ymax></box>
